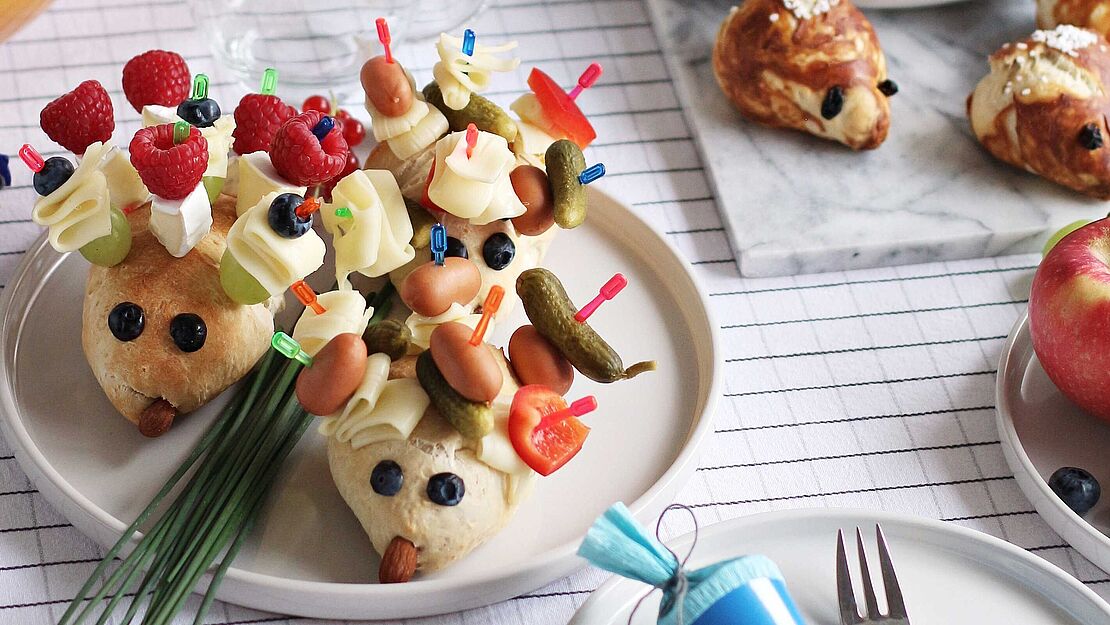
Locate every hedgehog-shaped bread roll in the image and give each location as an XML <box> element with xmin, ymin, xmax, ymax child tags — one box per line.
<box><xmin>968</xmin><ymin>25</ymin><xmax>1110</xmax><ymax>199</ymax></box>
<box><xmin>713</xmin><ymin>0</ymin><xmax>896</xmax><ymax>150</ymax></box>
<box><xmin>1037</xmin><ymin>0</ymin><xmax>1110</xmax><ymax>38</ymax></box>
<box><xmin>82</xmin><ymin>196</ymin><xmax>276</xmax><ymax>437</ymax></box>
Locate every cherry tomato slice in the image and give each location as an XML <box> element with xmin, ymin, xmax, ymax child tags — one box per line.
<box><xmin>527</xmin><ymin>68</ymin><xmax>597</xmax><ymax>149</ymax></box>
<box><xmin>509</xmin><ymin>384</ymin><xmax>591</xmax><ymax>476</ymax></box>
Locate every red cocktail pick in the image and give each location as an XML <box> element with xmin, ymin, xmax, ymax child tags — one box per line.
<box><xmin>540</xmin><ymin>396</ymin><xmax>598</xmax><ymax>429</ymax></box>
<box><xmin>376</xmin><ymin>18</ymin><xmax>393</xmax><ymax>64</ymax></box>
<box><xmin>19</xmin><ymin>144</ymin><xmax>45</xmax><ymax>172</ymax></box>
<box><xmin>568</xmin><ymin>63</ymin><xmax>602</xmax><ymax>100</ymax></box>
<box><xmin>465</xmin><ymin>123</ymin><xmax>478</xmax><ymax>159</ymax></box>
<box><xmin>575</xmin><ymin>273</ymin><xmax>627</xmax><ymax>322</ymax></box>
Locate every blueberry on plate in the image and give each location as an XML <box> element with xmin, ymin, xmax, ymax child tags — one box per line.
<box><xmin>445</xmin><ymin>236</ymin><xmax>468</xmax><ymax>259</ymax></box>
<box><xmin>108</xmin><ymin>302</ymin><xmax>144</xmax><ymax>342</ymax></box>
<box><xmin>482</xmin><ymin>233</ymin><xmax>515</xmax><ymax>270</ymax></box>
<box><xmin>177</xmin><ymin>98</ymin><xmax>221</xmax><ymax>128</ymax></box>
<box><xmin>33</xmin><ymin>157</ymin><xmax>75</xmax><ymax>196</ymax></box>
<box><xmin>427</xmin><ymin>472</ymin><xmax>464</xmax><ymax>506</ymax></box>
<box><xmin>1049</xmin><ymin>467</ymin><xmax>1101</xmax><ymax>515</ymax></box>
<box><xmin>267</xmin><ymin>193</ymin><xmax>312</xmax><ymax>238</ymax></box>
<box><xmin>371</xmin><ymin>460</ymin><xmax>403</xmax><ymax>496</ymax></box>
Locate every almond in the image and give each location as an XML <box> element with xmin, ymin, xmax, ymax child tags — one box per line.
<box><xmin>379</xmin><ymin>536</ymin><xmax>418</xmax><ymax>584</ymax></box>
<box><xmin>138</xmin><ymin>399</ymin><xmax>176</xmax><ymax>438</ymax></box>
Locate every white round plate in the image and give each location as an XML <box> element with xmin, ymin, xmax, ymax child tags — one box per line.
<box><xmin>570</xmin><ymin>508</ymin><xmax>1110</xmax><ymax>624</ymax></box>
<box><xmin>996</xmin><ymin>313</ymin><xmax>1110</xmax><ymax>574</ymax></box>
<box><xmin>0</xmin><ymin>189</ymin><xmax>721</xmax><ymax>620</ymax></box>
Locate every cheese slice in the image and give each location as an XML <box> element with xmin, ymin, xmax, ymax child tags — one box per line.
<box><xmin>235</xmin><ymin>152</ymin><xmax>306</xmax><ymax>217</ymax></box>
<box><xmin>292</xmin><ymin>290</ymin><xmax>374</xmax><ymax>357</ymax></box>
<box><xmin>99</xmin><ymin>146</ymin><xmax>150</xmax><ymax>212</ymax></box>
<box><xmin>323</xmin><ymin>169</ymin><xmax>415</xmax><ymax>287</ymax></box>
<box><xmin>31</xmin><ymin>141</ymin><xmax>113</xmax><ymax>252</ymax></box>
<box><xmin>226</xmin><ymin>191</ymin><xmax>326</xmax><ymax>296</ymax></box>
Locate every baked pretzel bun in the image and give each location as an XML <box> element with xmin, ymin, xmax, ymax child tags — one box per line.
<box><xmin>712</xmin><ymin>0</ymin><xmax>895</xmax><ymax>150</ymax></box>
<box><xmin>1037</xmin><ymin>0</ymin><xmax>1110</xmax><ymax>37</ymax></box>
<box><xmin>968</xmin><ymin>25</ymin><xmax>1110</xmax><ymax>198</ymax></box>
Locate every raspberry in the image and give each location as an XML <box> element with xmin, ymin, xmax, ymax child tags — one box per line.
<box><xmin>39</xmin><ymin>80</ymin><xmax>114</xmax><ymax>155</ymax></box>
<box><xmin>121</xmin><ymin>50</ymin><xmax>191</xmax><ymax>113</ymax></box>
<box><xmin>269</xmin><ymin>110</ymin><xmax>349</xmax><ymax>186</ymax></box>
<box><xmin>231</xmin><ymin>93</ymin><xmax>297</xmax><ymax>155</ymax></box>
<box><xmin>129</xmin><ymin>124</ymin><xmax>208</xmax><ymax>200</ymax></box>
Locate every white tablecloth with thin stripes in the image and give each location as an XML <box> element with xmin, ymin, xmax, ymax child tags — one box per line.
<box><xmin>0</xmin><ymin>0</ymin><xmax>1104</xmax><ymax>623</ymax></box>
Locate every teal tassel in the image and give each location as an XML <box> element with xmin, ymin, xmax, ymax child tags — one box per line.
<box><xmin>577</xmin><ymin>502</ymin><xmax>678</xmax><ymax>588</ymax></box>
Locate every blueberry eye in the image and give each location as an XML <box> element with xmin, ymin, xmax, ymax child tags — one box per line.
<box><xmin>482</xmin><ymin>233</ymin><xmax>515</xmax><ymax>271</ymax></box>
<box><xmin>371</xmin><ymin>460</ymin><xmax>404</xmax><ymax>496</ymax></box>
<box><xmin>1079</xmin><ymin>123</ymin><xmax>1104</xmax><ymax>150</ymax></box>
<box><xmin>427</xmin><ymin>472</ymin><xmax>464</xmax><ymax>506</ymax></box>
<box><xmin>821</xmin><ymin>85</ymin><xmax>844</xmax><ymax>120</ymax></box>
<box><xmin>169</xmin><ymin>313</ymin><xmax>207</xmax><ymax>352</ymax></box>
<box><xmin>445</xmin><ymin>236</ymin><xmax>468</xmax><ymax>259</ymax></box>
<box><xmin>108</xmin><ymin>302</ymin><xmax>144</xmax><ymax>342</ymax></box>
<box><xmin>877</xmin><ymin>79</ymin><xmax>898</xmax><ymax>97</ymax></box>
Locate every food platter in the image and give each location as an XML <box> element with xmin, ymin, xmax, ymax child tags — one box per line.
<box><xmin>569</xmin><ymin>508</ymin><xmax>1110</xmax><ymax>624</ymax></box>
<box><xmin>995</xmin><ymin>313</ymin><xmax>1110</xmax><ymax>575</ymax></box>
<box><xmin>0</xmin><ymin>187</ymin><xmax>721</xmax><ymax>620</ymax></box>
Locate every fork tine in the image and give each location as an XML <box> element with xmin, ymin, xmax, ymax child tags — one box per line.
<box><xmin>876</xmin><ymin>524</ymin><xmax>909</xmax><ymax>619</ymax></box>
<box><xmin>836</xmin><ymin>530</ymin><xmax>862</xmax><ymax>625</ymax></box>
<box><xmin>855</xmin><ymin>527</ymin><xmax>881</xmax><ymax>619</ymax></box>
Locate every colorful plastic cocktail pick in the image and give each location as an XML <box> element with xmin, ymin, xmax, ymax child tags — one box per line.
<box><xmin>291</xmin><ymin>280</ymin><xmax>326</xmax><ymax>314</ymax></box>
<box><xmin>260</xmin><ymin>68</ymin><xmax>279</xmax><ymax>95</ymax></box>
<box><xmin>430</xmin><ymin>222</ymin><xmax>447</xmax><ymax>266</ymax></box>
<box><xmin>575</xmin><ymin>272</ymin><xmax>626</xmax><ymax>322</ymax></box>
<box><xmin>0</xmin><ymin>153</ymin><xmax>9</xmax><ymax>188</ymax></box>
<box><xmin>272</xmin><ymin>331</ymin><xmax>313</xmax><ymax>366</ymax></box>
<box><xmin>578</xmin><ymin>163</ymin><xmax>605</xmax><ymax>185</ymax></box>
<box><xmin>526</xmin><ymin>67</ymin><xmax>598</xmax><ymax>149</ymax></box>
<box><xmin>311</xmin><ymin>116</ymin><xmax>335</xmax><ymax>142</ymax></box>
<box><xmin>541</xmin><ymin>395</ymin><xmax>598</xmax><ymax>428</ymax></box>
<box><xmin>567</xmin><ymin>63</ymin><xmax>603</xmax><ymax>100</ymax></box>
<box><xmin>465</xmin><ymin>122</ymin><xmax>478</xmax><ymax>159</ymax></box>
<box><xmin>173</xmin><ymin>120</ymin><xmax>190</xmax><ymax>145</ymax></box>
<box><xmin>376</xmin><ymin>18</ymin><xmax>393</xmax><ymax>64</ymax></box>
<box><xmin>190</xmin><ymin>74</ymin><xmax>209</xmax><ymax>101</ymax></box>
<box><xmin>469</xmin><ymin>285</ymin><xmax>504</xmax><ymax>346</ymax></box>
<box><xmin>295</xmin><ymin>196</ymin><xmax>322</xmax><ymax>219</ymax></box>
<box><xmin>462</xmin><ymin>28</ymin><xmax>476</xmax><ymax>56</ymax></box>
<box><xmin>334</xmin><ymin>207</ymin><xmax>353</xmax><ymax>219</ymax></box>
<box><xmin>18</xmin><ymin>144</ymin><xmax>44</xmax><ymax>172</ymax></box>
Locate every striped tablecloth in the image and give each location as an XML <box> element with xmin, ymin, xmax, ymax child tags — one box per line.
<box><xmin>0</xmin><ymin>0</ymin><xmax>1104</xmax><ymax>623</ymax></box>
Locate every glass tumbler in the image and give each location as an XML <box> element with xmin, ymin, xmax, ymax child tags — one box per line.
<box><xmin>190</xmin><ymin>0</ymin><xmax>487</xmax><ymax>100</ymax></box>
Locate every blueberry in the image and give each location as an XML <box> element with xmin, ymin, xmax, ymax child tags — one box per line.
<box><xmin>445</xmin><ymin>236</ymin><xmax>468</xmax><ymax>259</ymax></box>
<box><xmin>371</xmin><ymin>460</ymin><xmax>404</xmax><ymax>496</ymax></box>
<box><xmin>877</xmin><ymin>79</ymin><xmax>898</xmax><ymax>97</ymax></box>
<box><xmin>169</xmin><ymin>313</ymin><xmax>207</xmax><ymax>353</ymax></box>
<box><xmin>821</xmin><ymin>86</ymin><xmax>844</xmax><ymax>120</ymax></box>
<box><xmin>1079</xmin><ymin>123</ymin><xmax>1104</xmax><ymax>151</ymax></box>
<box><xmin>33</xmin><ymin>157</ymin><xmax>75</xmax><ymax>196</ymax></box>
<box><xmin>1049</xmin><ymin>467</ymin><xmax>1101</xmax><ymax>515</ymax></box>
<box><xmin>482</xmin><ymin>233</ymin><xmax>515</xmax><ymax>270</ymax></box>
<box><xmin>177</xmin><ymin>98</ymin><xmax>221</xmax><ymax>128</ymax></box>
<box><xmin>0</xmin><ymin>153</ymin><xmax>11</xmax><ymax>188</ymax></box>
<box><xmin>427</xmin><ymin>472</ymin><xmax>464</xmax><ymax>506</ymax></box>
<box><xmin>108</xmin><ymin>302</ymin><xmax>144</xmax><ymax>342</ymax></box>
<box><xmin>267</xmin><ymin>193</ymin><xmax>312</xmax><ymax>238</ymax></box>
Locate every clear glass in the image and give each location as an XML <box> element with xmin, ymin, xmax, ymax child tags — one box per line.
<box><xmin>189</xmin><ymin>0</ymin><xmax>486</xmax><ymax>100</ymax></box>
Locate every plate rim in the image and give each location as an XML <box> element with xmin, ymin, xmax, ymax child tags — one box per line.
<box><xmin>0</xmin><ymin>186</ymin><xmax>725</xmax><ymax>616</ymax></box>
<box><xmin>994</xmin><ymin>312</ymin><xmax>1110</xmax><ymax>570</ymax></box>
<box><xmin>569</xmin><ymin>506</ymin><xmax>1110</xmax><ymax>624</ymax></box>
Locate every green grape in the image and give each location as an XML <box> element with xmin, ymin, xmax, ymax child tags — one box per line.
<box><xmin>219</xmin><ymin>249</ymin><xmax>270</xmax><ymax>305</ymax></box>
<box><xmin>80</xmin><ymin>207</ymin><xmax>132</xmax><ymax>267</ymax></box>
<box><xmin>1043</xmin><ymin>220</ymin><xmax>1092</xmax><ymax>257</ymax></box>
<box><xmin>203</xmin><ymin>176</ymin><xmax>226</xmax><ymax>204</ymax></box>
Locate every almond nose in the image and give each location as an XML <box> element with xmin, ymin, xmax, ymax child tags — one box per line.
<box><xmin>379</xmin><ymin>535</ymin><xmax>418</xmax><ymax>584</ymax></box>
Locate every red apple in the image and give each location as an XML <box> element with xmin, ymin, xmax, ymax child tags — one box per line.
<box><xmin>1031</xmin><ymin>217</ymin><xmax>1110</xmax><ymax>422</ymax></box>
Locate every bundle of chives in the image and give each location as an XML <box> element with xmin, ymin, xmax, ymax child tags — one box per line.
<box><xmin>59</xmin><ymin>344</ymin><xmax>311</xmax><ymax>625</ymax></box>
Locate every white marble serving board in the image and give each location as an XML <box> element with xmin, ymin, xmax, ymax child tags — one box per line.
<box><xmin>644</xmin><ymin>0</ymin><xmax>1110</xmax><ymax>276</ymax></box>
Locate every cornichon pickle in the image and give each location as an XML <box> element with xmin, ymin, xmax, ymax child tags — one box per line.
<box><xmin>363</xmin><ymin>319</ymin><xmax>412</xmax><ymax>361</ymax></box>
<box><xmin>405</xmin><ymin>197</ymin><xmax>435</xmax><ymax>249</ymax></box>
<box><xmin>416</xmin><ymin>349</ymin><xmax>494</xmax><ymax>439</ymax></box>
<box><xmin>423</xmin><ymin>82</ymin><xmax>518</xmax><ymax>143</ymax></box>
<box><xmin>516</xmin><ymin>268</ymin><xmax>656</xmax><ymax>383</ymax></box>
<box><xmin>545</xmin><ymin>140</ymin><xmax>588</xmax><ymax>229</ymax></box>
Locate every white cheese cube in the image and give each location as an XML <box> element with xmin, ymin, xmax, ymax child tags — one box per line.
<box><xmin>149</xmin><ymin>182</ymin><xmax>212</xmax><ymax>257</ymax></box>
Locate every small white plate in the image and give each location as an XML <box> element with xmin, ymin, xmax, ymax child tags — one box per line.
<box><xmin>0</xmin><ymin>189</ymin><xmax>722</xmax><ymax>619</ymax></box>
<box><xmin>996</xmin><ymin>313</ymin><xmax>1110</xmax><ymax>574</ymax></box>
<box><xmin>570</xmin><ymin>508</ymin><xmax>1110</xmax><ymax>624</ymax></box>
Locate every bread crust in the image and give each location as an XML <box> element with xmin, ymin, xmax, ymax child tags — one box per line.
<box><xmin>712</xmin><ymin>0</ymin><xmax>891</xmax><ymax>150</ymax></box>
<box><xmin>1037</xmin><ymin>0</ymin><xmax>1110</xmax><ymax>37</ymax></box>
<box><xmin>967</xmin><ymin>29</ymin><xmax>1110</xmax><ymax>198</ymax></box>
<box><xmin>81</xmin><ymin>195</ymin><xmax>274</xmax><ymax>426</ymax></box>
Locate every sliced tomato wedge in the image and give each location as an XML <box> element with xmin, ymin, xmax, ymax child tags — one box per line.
<box><xmin>508</xmin><ymin>384</ymin><xmax>591</xmax><ymax>476</ymax></box>
<box><xmin>527</xmin><ymin>68</ymin><xmax>597</xmax><ymax>149</ymax></box>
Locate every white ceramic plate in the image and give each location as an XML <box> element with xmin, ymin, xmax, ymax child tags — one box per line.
<box><xmin>0</xmin><ymin>189</ymin><xmax>722</xmax><ymax>620</ymax></box>
<box><xmin>570</xmin><ymin>508</ymin><xmax>1110</xmax><ymax>624</ymax></box>
<box><xmin>996</xmin><ymin>313</ymin><xmax>1110</xmax><ymax>574</ymax></box>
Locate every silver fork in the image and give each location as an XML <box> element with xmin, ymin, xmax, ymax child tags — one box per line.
<box><xmin>836</xmin><ymin>525</ymin><xmax>911</xmax><ymax>625</ymax></box>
